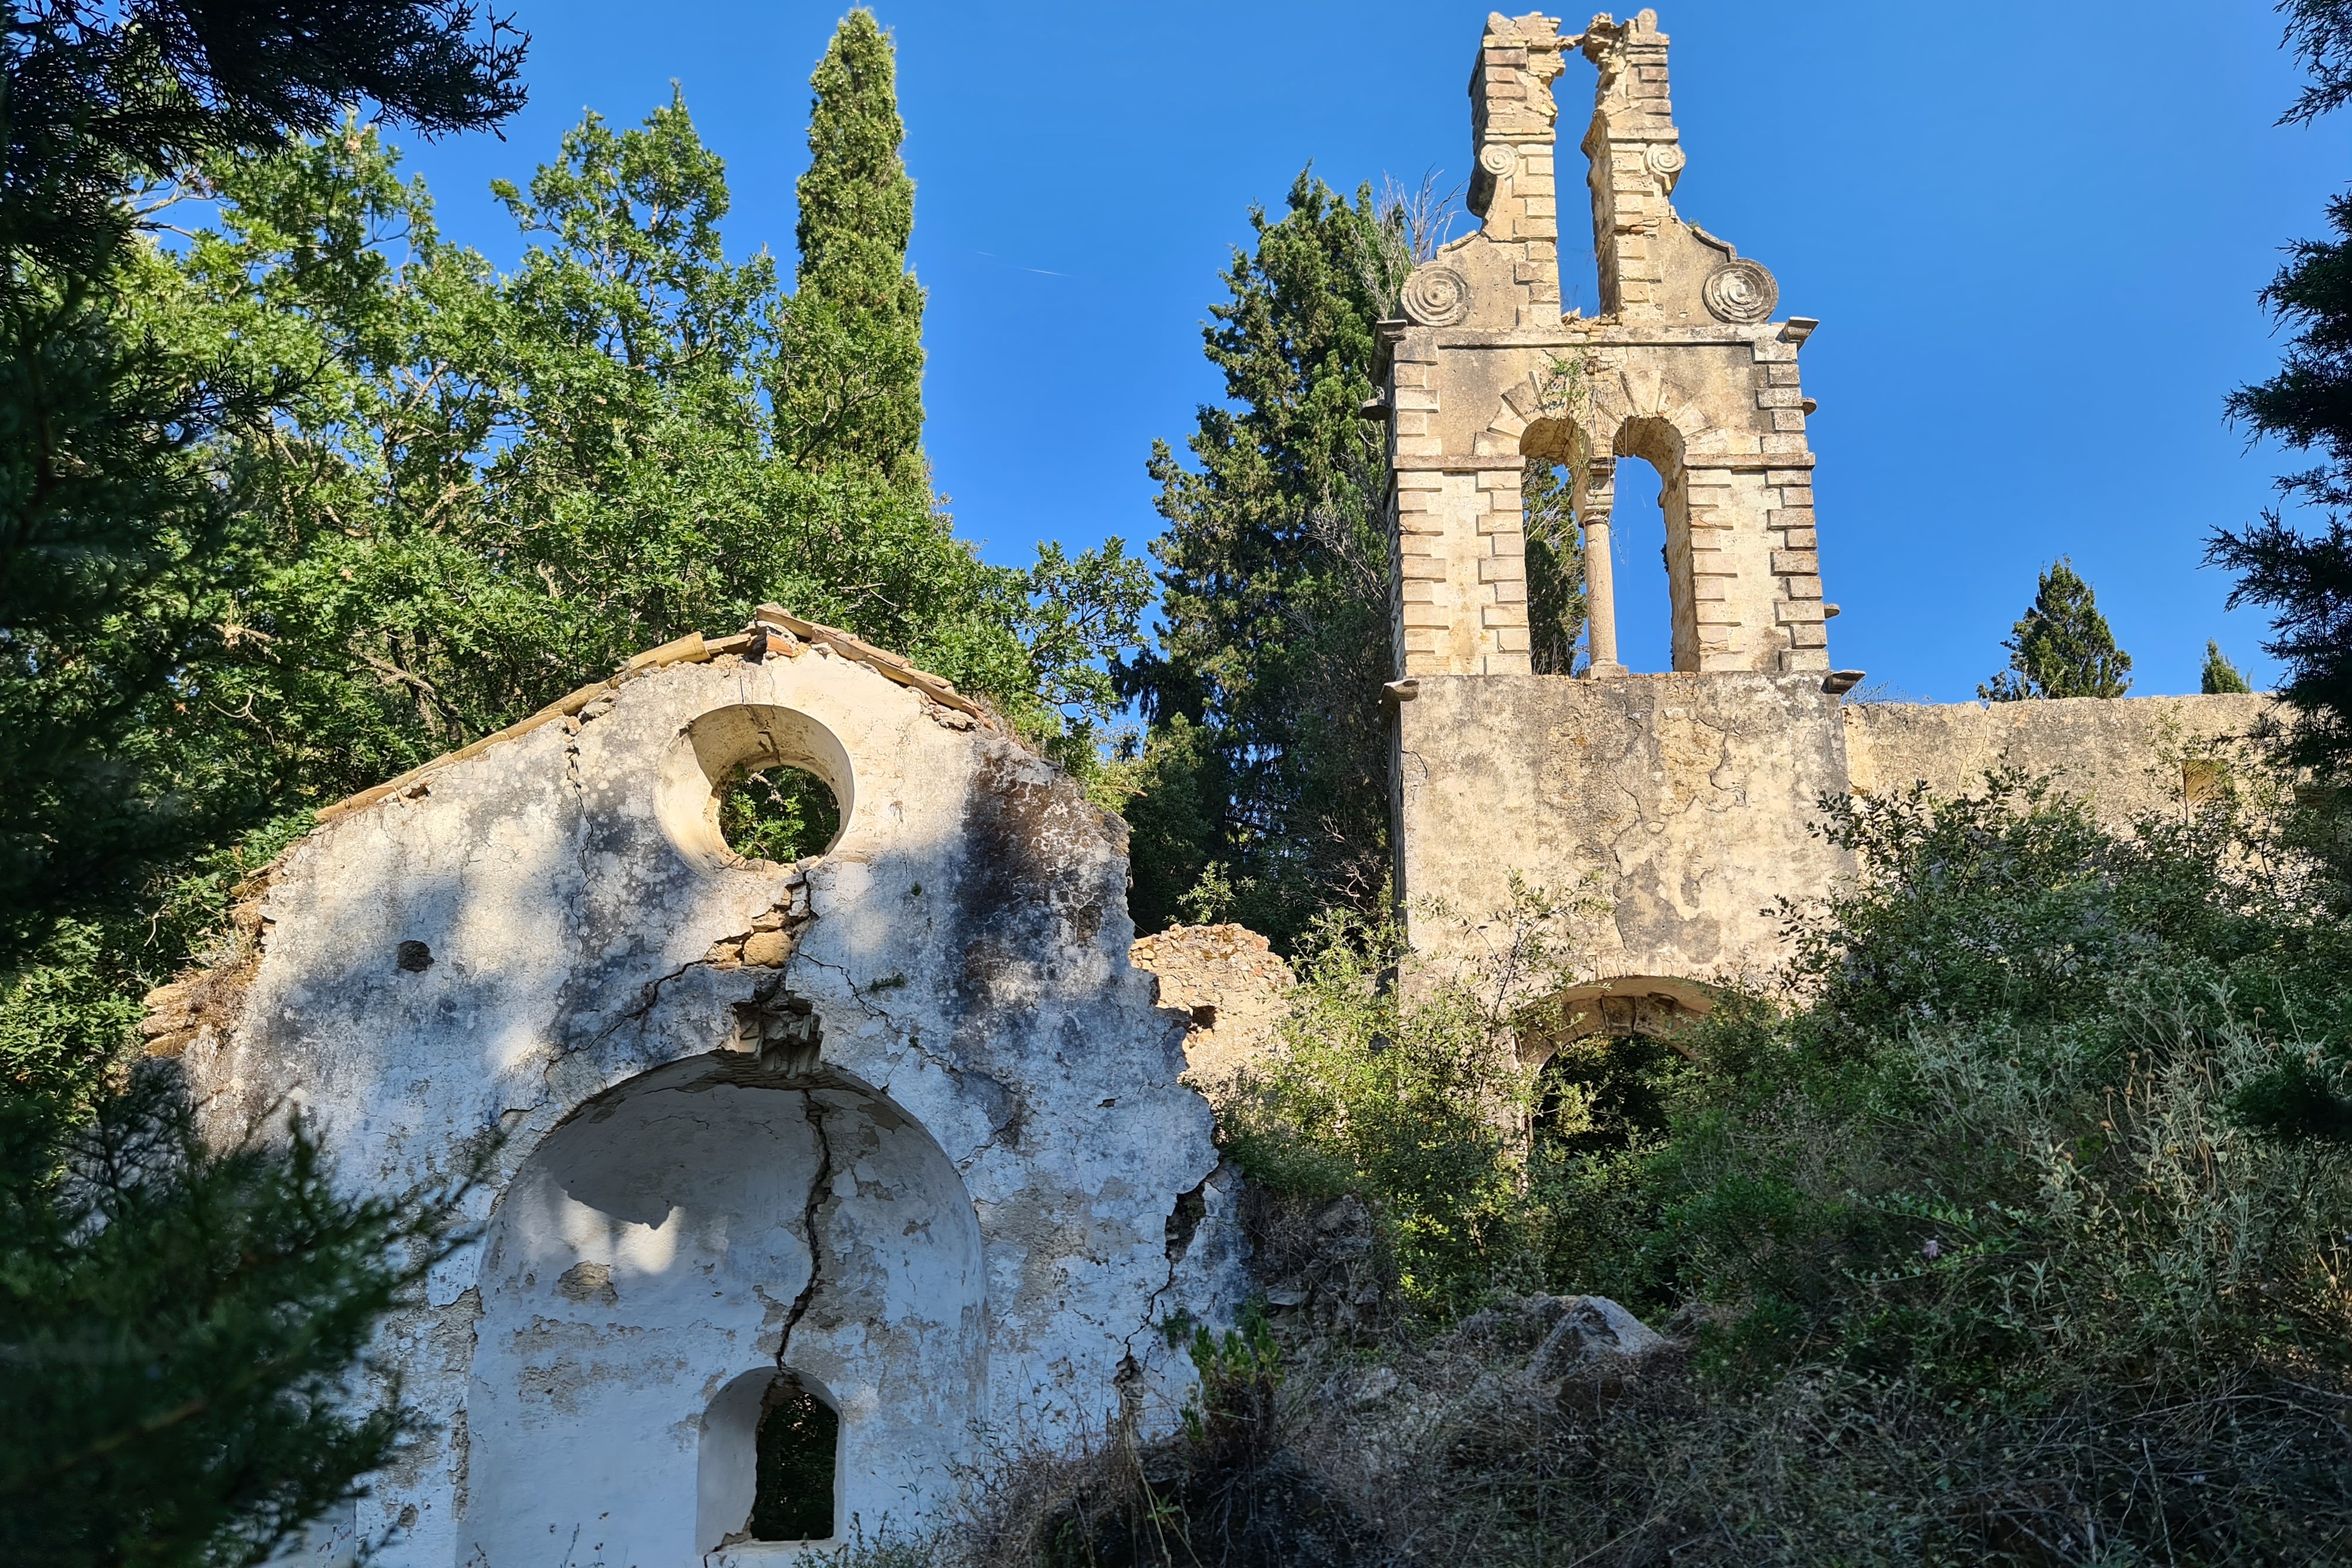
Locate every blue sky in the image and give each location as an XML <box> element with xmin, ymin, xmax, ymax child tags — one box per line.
<box><xmin>391</xmin><ymin>1</ymin><xmax>2346</xmax><ymax>701</ymax></box>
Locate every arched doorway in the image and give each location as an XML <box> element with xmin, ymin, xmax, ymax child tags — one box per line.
<box><xmin>458</xmin><ymin>1053</ymin><xmax>985</xmax><ymax>1564</ymax></box>
<box><xmin>1519</xmin><ymin>976</ymin><xmax>1718</xmax><ymax>1155</ymax></box>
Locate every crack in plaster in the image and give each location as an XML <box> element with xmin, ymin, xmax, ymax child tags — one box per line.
<box><xmin>777</xmin><ymin>1094</ymin><xmax>834</xmax><ymax>1366</ymax></box>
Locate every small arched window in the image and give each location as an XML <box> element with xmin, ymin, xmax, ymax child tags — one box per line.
<box><xmin>698</xmin><ymin>1368</ymin><xmax>841</xmax><ymax>1549</ymax></box>
<box><xmin>749</xmin><ymin>1375</ymin><xmax>838</xmax><ymax>1542</ymax></box>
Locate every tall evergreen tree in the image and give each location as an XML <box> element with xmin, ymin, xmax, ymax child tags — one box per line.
<box><xmin>1523</xmin><ymin>459</ymin><xmax>1586</xmax><ymax>676</ymax></box>
<box><xmin>2205</xmin><ymin>1</ymin><xmax>2352</xmax><ymax>768</ymax></box>
<box><xmin>2213</xmin><ymin>208</ymin><xmax>2352</xmax><ymax>758</ymax></box>
<box><xmin>1117</xmin><ymin>173</ymin><xmax>1413</xmax><ymax>943</ymax></box>
<box><xmin>2203</xmin><ymin>638</ymin><xmax>2254</xmax><ymax>694</ymax></box>
<box><xmin>774</xmin><ymin>9</ymin><xmax>926</xmax><ymax>489</ymax></box>
<box><xmin>1978</xmin><ymin>558</ymin><xmax>2134</xmax><ymax>701</ymax></box>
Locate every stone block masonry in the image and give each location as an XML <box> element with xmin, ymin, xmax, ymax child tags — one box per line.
<box><xmin>1377</xmin><ymin>9</ymin><xmax>1829</xmax><ymax>681</ymax></box>
<box><xmin>1377</xmin><ymin>14</ymin><xmax>2271</xmax><ymax>1012</ymax></box>
<box><xmin>1394</xmin><ymin>674</ymin><xmax>2276</xmax><ymax>987</ymax></box>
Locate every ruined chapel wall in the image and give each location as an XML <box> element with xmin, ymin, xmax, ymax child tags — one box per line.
<box><xmin>163</xmin><ymin>646</ymin><xmax>1243</xmax><ymax>1562</ymax></box>
<box><xmin>1393</xmin><ymin>672</ymin><xmax>1854</xmax><ymax>985</ymax></box>
<box><xmin>1843</xmin><ymin>693</ymin><xmax>2278</xmax><ymax>833</ymax></box>
<box><xmin>1395</xmin><ymin>683</ymin><xmax>2279</xmax><ymax>992</ymax></box>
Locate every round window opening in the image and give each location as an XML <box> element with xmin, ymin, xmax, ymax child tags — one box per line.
<box><xmin>717</xmin><ymin>763</ymin><xmax>843</xmax><ymax>864</ymax></box>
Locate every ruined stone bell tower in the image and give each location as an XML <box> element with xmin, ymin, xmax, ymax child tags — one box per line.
<box><xmin>1378</xmin><ymin>8</ymin><xmax>1828</xmax><ymax>684</ymax></box>
<box><xmin>1377</xmin><ymin>12</ymin><xmax>2263</xmax><ymax>1012</ymax></box>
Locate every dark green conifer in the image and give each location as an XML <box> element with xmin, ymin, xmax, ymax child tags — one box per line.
<box><xmin>1117</xmin><ymin>173</ymin><xmax>1412</xmax><ymax>943</ymax></box>
<box><xmin>775</xmin><ymin>9</ymin><xmax>927</xmax><ymax>488</ymax></box>
<box><xmin>2212</xmin><ymin>179</ymin><xmax>2352</xmax><ymax>761</ymax></box>
<box><xmin>2202</xmin><ymin>639</ymin><xmax>2254</xmax><ymax>693</ymax></box>
<box><xmin>1524</xmin><ymin>459</ymin><xmax>1586</xmax><ymax>676</ymax></box>
<box><xmin>2205</xmin><ymin>3</ymin><xmax>2352</xmax><ymax>767</ymax></box>
<box><xmin>1978</xmin><ymin>558</ymin><xmax>2133</xmax><ymax>701</ymax></box>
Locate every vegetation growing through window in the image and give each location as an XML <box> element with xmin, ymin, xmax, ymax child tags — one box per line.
<box><xmin>1522</xmin><ymin>459</ymin><xmax>1586</xmax><ymax>676</ymax></box>
<box><xmin>749</xmin><ymin>1376</ymin><xmax>838</xmax><ymax>1543</ymax></box>
<box><xmin>719</xmin><ymin>765</ymin><xmax>844</xmax><ymax>864</ymax></box>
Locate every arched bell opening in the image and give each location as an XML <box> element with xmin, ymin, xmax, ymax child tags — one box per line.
<box><xmin>1518</xmin><ymin>976</ymin><xmax>1719</xmax><ymax>1155</ymax></box>
<box><xmin>458</xmin><ymin>1053</ymin><xmax>986</xmax><ymax>1564</ymax></box>
<box><xmin>1519</xmin><ymin>416</ymin><xmax>1586</xmax><ymax>676</ymax></box>
<box><xmin>1548</xmin><ymin>414</ymin><xmax>1703</xmax><ymax>677</ymax></box>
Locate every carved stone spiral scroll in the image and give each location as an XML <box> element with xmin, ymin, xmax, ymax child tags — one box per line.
<box><xmin>1401</xmin><ymin>265</ymin><xmax>1473</xmax><ymax>328</ymax></box>
<box><xmin>1478</xmin><ymin>142</ymin><xmax>1518</xmax><ymax>178</ymax></box>
<box><xmin>1701</xmin><ymin>259</ymin><xmax>1778</xmax><ymax>325</ymax></box>
<box><xmin>1645</xmin><ymin>143</ymin><xmax>1686</xmax><ymax>185</ymax></box>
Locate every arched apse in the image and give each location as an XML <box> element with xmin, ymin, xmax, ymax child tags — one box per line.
<box><xmin>457</xmin><ymin>1055</ymin><xmax>986</xmax><ymax>1564</ymax></box>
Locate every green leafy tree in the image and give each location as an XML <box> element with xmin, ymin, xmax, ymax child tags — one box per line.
<box><xmin>1976</xmin><ymin>557</ymin><xmax>2133</xmax><ymax>700</ymax></box>
<box><xmin>1</xmin><ymin>1</ymin><xmax>527</xmax><ymax>937</ymax></box>
<box><xmin>2202</xmin><ymin>637</ymin><xmax>2253</xmax><ymax>693</ymax></box>
<box><xmin>1118</xmin><ymin>173</ymin><xmax>1414</xmax><ymax>942</ymax></box>
<box><xmin>1</xmin><ymin>8</ymin><xmax>527</xmax><ymax>1564</ymax></box>
<box><xmin>138</xmin><ymin>96</ymin><xmax>1140</xmax><ymax>815</ymax></box>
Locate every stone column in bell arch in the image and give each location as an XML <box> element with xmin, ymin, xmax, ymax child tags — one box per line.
<box><xmin>1577</xmin><ymin>454</ymin><xmax>1626</xmax><ymax>677</ymax></box>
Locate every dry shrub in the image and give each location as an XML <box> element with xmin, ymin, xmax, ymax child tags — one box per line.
<box><xmin>944</xmin><ymin>1322</ymin><xmax>1382</xmax><ymax>1568</ymax></box>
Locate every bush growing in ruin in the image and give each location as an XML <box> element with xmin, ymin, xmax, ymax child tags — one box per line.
<box><xmin>1017</xmin><ymin>768</ymin><xmax>2352</xmax><ymax>1566</ymax></box>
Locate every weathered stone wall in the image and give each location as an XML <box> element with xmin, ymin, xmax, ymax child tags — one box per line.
<box><xmin>1394</xmin><ymin>671</ymin><xmax>1854</xmax><ymax>982</ymax></box>
<box><xmin>1843</xmin><ymin>693</ymin><xmax>2275</xmax><ymax>833</ymax></box>
<box><xmin>160</xmin><ymin>626</ymin><xmax>1245</xmax><ymax>1563</ymax></box>
<box><xmin>1379</xmin><ymin>14</ymin><xmax>2278</xmax><ymax>1001</ymax></box>
<box><xmin>1395</xmin><ymin>676</ymin><xmax>2278</xmax><ymax>988</ymax></box>
<box><xmin>1130</xmin><ymin>923</ymin><xmax>1295</xmax><ymax>1100</ymax></box>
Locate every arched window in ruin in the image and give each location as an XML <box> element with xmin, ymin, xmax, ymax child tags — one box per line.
<box><xmin>1519</xmin><ymin>413</ymin><xmax>1703</xmax><ymax>676</ymax></box>
<box><xmin>700</xmin><ymin>1368</ymin><xmax>841</xmax><ymax>1547</ymax></box>
<box><xmin>1519</xmin><ymin>977</ymin><xmax>1718</xmax><ymax>1154</ymax></box>
<box><xmin>1522</xmin><ymin>455</ymin><xmax>1584</xmax><ymax>674</ymax></box>
<box><xmin>1556</xmin><ymin>417</ymin><xmax>1701</xmax><ymax>676</ymax></box>
<box><xmin>1519</xmin><ymin>417</ymin><xmax>1585</xmax><ymax>675</ymax></box>
<box><xmin>459</xmin><ymin>1055</ymin><xmax>986</xmax><ymax>1566</ymax></box>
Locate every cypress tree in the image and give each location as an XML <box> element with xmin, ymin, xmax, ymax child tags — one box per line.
<box><xmin>1978</xmin><ymin>558</ymin><xmax>2134</xmax><ymax>701</ymax></box>
<box><xmin>2202</xmin><ymin>639</ymin><xmax>2254</xmax><ymax>693</ymax></box>
<box><xmin>774</xmin><ymin>9</ymin><xmax>927</xmax><ymax>489</ymax></box>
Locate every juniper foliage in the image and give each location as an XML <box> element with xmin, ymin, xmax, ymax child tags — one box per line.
<box><xmin>2212</xmin><ymin>3</ymin><xmax>2352</xmax><ymax>770</ymax></box>
<box><xmin>2202</xmin><ymin>637</ymin><xmax>2253</xmax><ymax>693</ymax></box>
